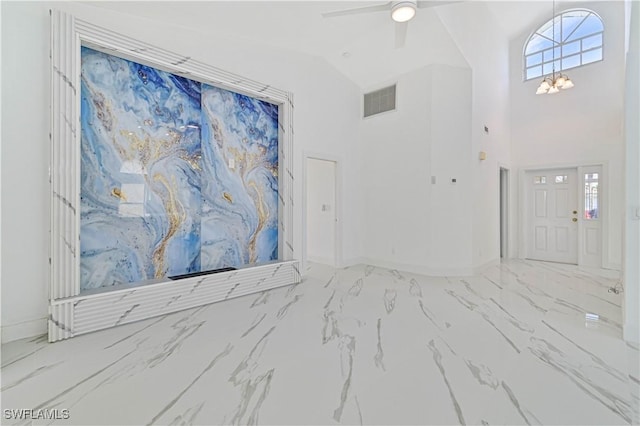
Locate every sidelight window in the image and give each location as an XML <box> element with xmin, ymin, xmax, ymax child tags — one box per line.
<box><xmin>584</xmin><ymin>173</ymin><xmax>599</xmax><ymax>219</ymax></box>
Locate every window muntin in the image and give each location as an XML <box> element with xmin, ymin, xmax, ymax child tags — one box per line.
<box><xmin>584</xmin><ymin>173</ymin><xmax>599</xmax><ymax>220</ymax></box>
<box><xmin>524</xmin><ymin>9</ymin><xmax>603</xmax><ymax>81</ymax></box>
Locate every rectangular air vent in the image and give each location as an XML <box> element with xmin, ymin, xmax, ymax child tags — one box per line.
<box><xmin>363</xmin><ymin>84</ymin><xmax>396</xmax><ymax>118</ymax></box>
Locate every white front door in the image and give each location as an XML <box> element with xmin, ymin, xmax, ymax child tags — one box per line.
<box><xmin>526</xmin><ymin>168</ymin><xmax>579</xmax><ymax>264</ymax></box>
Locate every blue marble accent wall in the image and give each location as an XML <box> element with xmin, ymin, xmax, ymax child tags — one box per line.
<box><xmin>200</xmin><ymin>86</ymin><xmax>280</xmax><ymax>269</ymax></box>
<box><xmin>80</xmin><ymin>47</ymin><xmax>279</xmax><ymax>291</ymax></box>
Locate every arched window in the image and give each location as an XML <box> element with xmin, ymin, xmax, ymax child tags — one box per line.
<box><xmin>524</xmin><ymin>9</ymin><xmax>603</xmax><ymax>80</ymax></box>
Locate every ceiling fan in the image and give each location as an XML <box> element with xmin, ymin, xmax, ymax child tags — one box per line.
<box><xmin>322</xmin><ymin>1</ymin><xmax>458</xmax><ymax>48</ymax></box>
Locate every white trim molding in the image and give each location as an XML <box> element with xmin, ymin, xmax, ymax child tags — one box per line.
<box><xmin>623</xmin><ymin>322</ymin><xmax>640</xmax><ymax>344</ymax></box>
<box><xmin>361</xmin><ymin>257</ymin><xmax>477</xmax><ymax>277</ymax></box>
<box><xmin>1</xmin><ymin>318</ymin><xmax>48</xmax><ymax>345</ymax></box>
<box><xmin>302</xmin><ymin>151</ymin><xmax>342</xmax><ymax>271</ymax></box>
<box><xmin>49</xmin><ymin>10</ymin><xmax>299</xmax><ymax>342</ymax></box>
<box><xmin>517</xmin><ymin>162</ymin><xmax>610</xmax><ymax>269</ymax></box>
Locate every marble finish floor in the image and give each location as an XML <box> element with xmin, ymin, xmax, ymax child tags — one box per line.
<box><xmin>1</xmin><ymin>260</ymin><xmax>639</xmax><ymax>425</ymax></box>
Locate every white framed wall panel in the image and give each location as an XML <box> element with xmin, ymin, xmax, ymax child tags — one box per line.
<box><xmin>49</xmin><ymin>10</ymin><xmax>298</xmax><ymax>342</ymax></box>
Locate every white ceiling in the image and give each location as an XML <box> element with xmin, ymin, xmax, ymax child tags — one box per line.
<box><xmin>83</xmin><ymin>1</ymin><xmax>587</xmax><ymax>88</ymax></box>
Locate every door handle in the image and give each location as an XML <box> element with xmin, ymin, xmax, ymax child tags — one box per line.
<box><xmin>572</xmin><ymin>218</ymin><xmax>578</xmax><ymax>222</ymax></box>
<box><xmin>572</xmin><ymin>210</ymin><xmax>578</xmax><ymax>214</ymax></box>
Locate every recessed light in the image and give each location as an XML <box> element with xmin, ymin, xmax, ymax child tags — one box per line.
<box><xmin>341</xmin><ymin>51</ymin><xmax>351</xmax><ymax>58</ymax></box>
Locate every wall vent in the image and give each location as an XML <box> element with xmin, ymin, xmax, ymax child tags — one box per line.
<box><xmin>363</xmin><ymin>84</ymin><xmax>396</xmax><ymax>118</ymax></box>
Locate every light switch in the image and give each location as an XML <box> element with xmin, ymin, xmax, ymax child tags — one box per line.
<box><xmin>228</xmin><ymin>158</ymin><xmax>235</xmax><ymax>169</ymax></box>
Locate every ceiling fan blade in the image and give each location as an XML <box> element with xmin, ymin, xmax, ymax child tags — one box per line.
<box><xmin>322</xmin><ymin>2</ymin><xmax>391</xmax><ymax>18</ymax></box>
<box><xmin>417</xmin><ymin>1</ymin><xmax>462</xmax><ymax>8</ymax></box>
<box><xmin>395</xmin><ymin>21</ymin><xmax>408</xmax><ymax>48</ymax></box>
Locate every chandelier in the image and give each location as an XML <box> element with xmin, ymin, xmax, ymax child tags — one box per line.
<box><xmin>536</xmin><ymin>0</ymin><xmax>575</xmax><ymax>95</ymax></box>
<box><xmin>536</xmin><ymin>71</ymin><xmax>575</xmax><ymax>94</ymax></box>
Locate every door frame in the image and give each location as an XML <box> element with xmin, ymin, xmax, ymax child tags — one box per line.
<box><xmin>499</xmin><ymin>166</ymin><xmax>510</xmax><ymax>259</ymax></box>
<box><xmin>518</xmin><ymin>161</ymin><xmax>608</xmax><ymax>268</ymax></box>
<box><xmin>302</xmin><ymin>152</ymin><xmax>341</xmax><ymax>270</ymax></box>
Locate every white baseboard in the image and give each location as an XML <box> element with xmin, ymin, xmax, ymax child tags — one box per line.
<box><xmin>307</xmin><ymin>255</ymin><xmax>335</xmax><ymax>266</ymax></box>
<box><xmin>624</xmin><ymin>322</ymin><xmax>640</xmax><ymax>344</ymax></box>
<box><xmin>340</xmin><ymin>257</ymin><xmax>367</xmax><ymax>268</ymax></box>
<box><xmin>473</xmin><ymin>258</ymin><xmax>500</xmax><ymax>274</ymax></box>
<box><xmin>361</xmin><ymin>257</ymin><xmax>475</xmax><ymax>277</ymax></box>
<box><xmin>603</xmin><ymin>262</ymin><xmax>622</xmax><ymax>271</ymax></box>
<box><xmin>2</xmin><ymin>317</ymin><xmax>47</xmax><ymax>344</ymax></box>
<box><xmin>332</xmin><ymin>257</ymin><xmax>497</xmax><ymax>277</ymax></box>
<box><xmin>314</xmin><ymin>256</ymin><xmax>498</xmax><ymax>277</ymax></box>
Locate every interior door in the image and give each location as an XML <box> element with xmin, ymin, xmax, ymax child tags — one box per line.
<box><xmin>526</xmin><ymin>168</ymin><xmax>579</xmax><ymax>264</ymax></box>
<box><xmin>306</xmin><ymin>158</ymin><xmax>337</xmax><ymax>266</ymax></box>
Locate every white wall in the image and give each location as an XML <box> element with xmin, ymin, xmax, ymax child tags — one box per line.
<box><xmin>0</xmin><ymin>3</ymin><xmax>4</xmax><ymax>343</ymax></box>
<box><xmin>428</xmin><ymin>65</ymin><xmax>474</xmax><ymax>273</ymax></box>
<box><xmin>361</xmin><ymin>63</ymin><xmax>473</xmax><ymax>275</ymax></box>
<box><xmin>623</xmin><ymin>0</ymin><xmax>639</xmax><ymax>343</ymax></box>
<box><xmin>1</xmin><ymin>2</ymin><xmax>51</xmax><ymax>342</ymax></box>
<box><xmin>361</xmin><ymin>69</ymin><xmax>431</xmax><ymax>271</ymax></box>
<box><xmin>437</xmin><ymin>2</ymin><xmax>513</xmax><ymax>269</ymax></box>
<box><xmin>0</xmin><ymin>1</ymin><xmax>363</xmax><ymax>342</ymax></box>
<box><xmin>509</xmin><ymin>1</ymin><xmax>626</xmax><ymax>269</ymax></box>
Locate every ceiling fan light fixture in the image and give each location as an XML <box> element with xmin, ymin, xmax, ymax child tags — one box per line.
<box><xmin>391</xmin><ymin>1</ymin><xmax>417</xmax><ymax>22</ymax></box>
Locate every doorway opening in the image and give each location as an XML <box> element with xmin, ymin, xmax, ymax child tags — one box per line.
<box><xmin>500</xmin><ymin>167</ymin><xmax>509</xmax><ymax>259</ymax></box>
<box><xmin>305</xmin><ymin>157</ymin><xmax>337</xmax><ymax>266</ymax></box>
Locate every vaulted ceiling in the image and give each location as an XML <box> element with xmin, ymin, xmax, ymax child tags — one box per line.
<box><xmin>84</xmin><ymin>1</ymin><xmax>591</xmax><ymax>88</ymax></box>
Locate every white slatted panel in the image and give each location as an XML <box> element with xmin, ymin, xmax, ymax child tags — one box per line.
<box><xmin>283</xmin><ymin>95</ymin><xmax>295</xmax><ymax>260</ymax></box>
<box><xmin>48</xmin><ymin>302</ymin><xmax>74</xmax><ymax>342</ymax></box>
<box><xmin>50</xmin><ymin>10</ymin><xmax>80</xmax><ymax>300</ymax></box>
<box><xmin>49</xmin><ymin>11</ymin><xmax>298</xmax><ymax>342</ymax></box>
<box><xmin>53</xmin><ymin>261</ymin><xmax>300</xmax><ymax>337</ymax></box>
<box><xmin>74</xmin><ymin>20</ymin><xmax>289</xmax><ymax>106</ymax></box>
